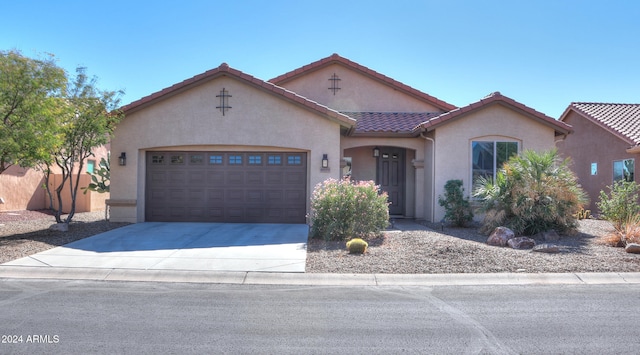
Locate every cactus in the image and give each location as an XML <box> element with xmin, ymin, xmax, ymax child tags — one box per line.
<box><xmin>575</xmin><ymin>208</ymin><xmax>591</xmax><ymax>220</ymax></box>
<box><xmin>346</xmin><ymin>238</ymin><xmax>368</xmax><ymax>254</ymax></box>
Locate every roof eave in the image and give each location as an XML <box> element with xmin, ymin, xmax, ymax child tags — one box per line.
<box><xmin>348</xmin><ymin>131</ymin><xmax>420</xmax><ymax>138</ymax></box>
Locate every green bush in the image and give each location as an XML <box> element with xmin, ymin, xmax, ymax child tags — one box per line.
<box><xmin>473</xmin><ymin>149</ymin><xmax>587</xmax><ymax>236</ymax></box>
<box><xmin>309</xmin><ymin>178</ymin><xmax>389</xmax><ymax>241</ymax></box>
<box><xmin>346</xmin><ymin>238</ymin><xmax>368</xmax><ymax>254</ymax></box>
<box><xmin>597</xmin><ymin>180</ymin><xmax>640</xmax><ymax>230</ymax></box>
<box><xmin>438</xmin><ymin>179</ymin><xmax>474</xmax><ymax>227</ymax></box>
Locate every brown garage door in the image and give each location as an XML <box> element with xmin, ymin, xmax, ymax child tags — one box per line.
<box><xmin>145</xmin><ymin>151</ymin><xmax>307</xmax><ymax>223</ymax></box>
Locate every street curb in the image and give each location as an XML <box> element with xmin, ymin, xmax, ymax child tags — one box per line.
<box><xmin>1</xmin><ymin>266</ymin><xmax>639</xmax><ymax>286</ymax></box>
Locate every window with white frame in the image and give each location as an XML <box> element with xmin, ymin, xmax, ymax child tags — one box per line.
<box><xmin>613</xmin><ymin>158</ymin><xmax>634</xmax><ymax>182</ymax></box>
<box><xmin>471</xmin><ymin>141</ymin><xmax>518</xmax><ymax>186</ymax></box>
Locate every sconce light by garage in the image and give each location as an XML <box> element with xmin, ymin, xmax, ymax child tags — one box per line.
<box><xmin>118</xmin><ymin>152</ymin><xmax>127</xmax><ymax>166</ymax></box>
<box><xmin>322</xmin><ymin>154</ymin><xmax>329</xmax><ymax>168</ymax></box>
<box><xmin>373</xmin><ymin>147</ymin><xmax>380</xmax><ymax>157</ymax></box>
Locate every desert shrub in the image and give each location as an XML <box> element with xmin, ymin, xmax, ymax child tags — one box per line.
<box><xmin>438</xmin><ymin>179</ymin><xmax>474</xmax><ymax>227</ymax></box>
<box><xmin>599</xmin><ymin>214</ymin><xmax>640</xmax><ymax>247</ymax></box>
<box><xmin>473</xmin><ymin>149</ymin><xmax>587</xmax><ymax>236</ymax></box>
<box><xmin>309</xmin><ymin>178</ymin><xmax>389</xmax><ymax>241</ymax></box>
<box><xmin>346</xmin><ymin>238</ymin><xmax>368</xmax><ymax>254</ymax></box>
<box><xmin>596</xmin><ymin>180</ymin><xmax>640</xmax><ymax>230</ymax></box>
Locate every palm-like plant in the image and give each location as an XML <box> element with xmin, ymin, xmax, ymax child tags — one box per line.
<box><xmin>474</xmin><ymin>149</ymin><xmax>587</xmax><ymax>236</ymax></box>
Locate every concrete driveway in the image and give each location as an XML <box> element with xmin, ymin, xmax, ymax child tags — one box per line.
<box><xmin>3</xmin><ymin>223</ymin><xmax>309</xmax><ymax>273</ymax></box>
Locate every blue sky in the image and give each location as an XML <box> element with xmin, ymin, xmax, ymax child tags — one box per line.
<box><xmin>2</xmin><ymin>0</ymin><xmax>639</xmax><ymax>118</ymax></box>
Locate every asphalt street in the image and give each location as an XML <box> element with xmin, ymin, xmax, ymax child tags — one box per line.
<box><xmin>1</xmin><ymin>280</ymin><xmax>638</xmax><ymax>354</ymax></box>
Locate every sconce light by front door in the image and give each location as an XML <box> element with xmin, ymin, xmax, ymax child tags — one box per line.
<box><xmin>322</xmin><ymin>154</ymin><xmax>329</xmax><ymax>168</ymax></box>
<box><xmin>373</xmin><ymin>147</ymin><xmax>380</xmax><ymax>157</ymax></box>
<box><xmin>119</xmin><ymin>152</ymin><xmax>127</xmax><ymax>166</ymax></box>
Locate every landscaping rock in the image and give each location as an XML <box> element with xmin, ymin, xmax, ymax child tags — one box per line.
<box><xmin>532</xmin><ymin>243</ymin><xmax>561</xmax><ymax>253</ymax></box>
<box><xmin>487</xmin><ymin>226</ymin><xmax>514</xmax><ymax>247</ymax></box>
<box><xmin>625</xmin><ymin>243</ymin><xmax>640</xmax><ymax>254</ymax></box>
<box><xmin>508</xmin><ymin>237</ymin><xmax>536</xmax><ymax>249</ymax></box>
<box><xmin>49</xmin><ymin>223</ymin><xmax>69</xmax><ymax>232</ymax></box>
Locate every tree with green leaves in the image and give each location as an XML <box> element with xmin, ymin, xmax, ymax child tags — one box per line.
<box><xmin>44</xmin><ymin>67</ymin><xmax>124</xmax><ymax>224</ymax></box>
<box><xmin>0</xmin><ymin>50</ymin><xmax>66</xmax><ymax>173</ymax></box>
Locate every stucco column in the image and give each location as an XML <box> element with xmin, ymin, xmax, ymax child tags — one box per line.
<box><xmin>412</xmin><ymin>159</ymin><xmax>425</xmax><ymax>220</ymax></box>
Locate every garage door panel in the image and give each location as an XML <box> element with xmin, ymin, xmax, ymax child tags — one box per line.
<box><xmin>168</xmin><ymin>171</ymin><xmax>186</xmax><ymax>183</ymax></box>
<box><xmin>226</xmin><ymin>207</ymin><xmax>244</xmax><ymax>219</ymax></box>
<box><xmin>146</xmin><ymin>151</ymin><xmax>306</xmax><ymax>223</ymax></box>
<box><xmin>265</xmin><ymin>171</ymin><xmax>284</xmax><ymax>184</ymax></box>
<box><xmin>150</xmin><ymin>171</ymin><xmax>166</xmax><ymax>183</ymax></box>
<box><xmin>188</xmin><ymin>208</ymin><xmax>205</xmax><ymax>219</ymax></box>
<box><xmin>188</xmin><ymin>171</ymin><xmax>206</xmax><ymax>185</ymax></box>
<box><xmin>246</xmin><ymin>171</ymin><xmax>264</xmax><ymax>185</ymax></box>
<box><xmin>207</xmin><ymin>189</ymin><xmax>224</xmax><ymax>202</ymax></box>
<box><xmin>226</xmin><ymin>189</ymin><xmax>244</xmax><ymax>203</ymax></box>
<box><xmin>285</xmin><ymin>172</ymin><xmax>305</xmax><ymax>184</ymax></box>
<box><xmin>169</xmin><ymin>188</ymin><xmax>186</xmax><ymax>200</ymax></box>
<box><xmin>208</xmin><ymin>207</ymin><xmax>224</xmax><ymax>219</ymax></box>
<box><xmin>207</xmin><ymin>171</ymin><xmax>225</xmax><ymax>184</ymax></box>
<box><xmin>188</xmin><ymin>189</ymin><xmax>206</xmax><ymax>202</ymax></box>
<box><xmin>246</xmin><ymin>190</ymin><xmax>264</xmax><ymax>203</ymax></box>
<box><xmin>265</xmin><ymin>190</ymin><xmax>283</xmax><ymax>203</ymax></box>
<box><xmin>226</xmin><ymin>171</ymin><xmax>245</xmax><ymax>185</ymax></box>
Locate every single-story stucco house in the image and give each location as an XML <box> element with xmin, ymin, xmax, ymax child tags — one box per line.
<box><xmin>557</xmin><ymin>102</ymin><xmax>640</xmax><ymax>213</ymax></box>
<box><xmin>108</xmin><ymin>54</ymin><xmax>572</xmax><ymax>224</ymax></box>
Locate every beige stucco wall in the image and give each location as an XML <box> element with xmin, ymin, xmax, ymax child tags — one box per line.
<box><xmin>110</xmin><ymin>75</ymin><xmax>344</xmax><ymax>223</ymax></box>
<box><xmin>277</xmin><ymin>63</ymin><xmax>444</xmax><ymax>113</ymax></box>
<box><xmin>0</xmin><ymin>145</ymin><xmax>109</xmax><ymax>213</ymax></box>
<box><xmin>431</xmin><ymin>104</ymin><xmax>558</xmax><ymax>222</ymax></box>
<box><xmin>557</xmin><ymin>111</ymin><xmax>638</xmax><ymax>213</ymax></box>
<box><xmin>0</xmin><ymin>166</ymin><xmax>45</xmax><ymax>211</ymax></box>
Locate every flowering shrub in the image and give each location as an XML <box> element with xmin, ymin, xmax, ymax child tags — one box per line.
<box><xmin>309</xmin><ymin>178</ymin><xmax>389</xmax><ymax>241</ymax></box>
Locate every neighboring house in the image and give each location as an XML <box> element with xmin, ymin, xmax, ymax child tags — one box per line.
<box><xmin>557</xmin><ymin>103</ymin><xmax>640</xmax><ymax>213</ymax></box>
<box><xmin>108</xmin><ymin>54</ymin><xmax>571</xmax><ymax>224</ymax></box>
<box><xmin>0</xmin><ymin>146</ymin><xmax>110</xmax><ymax>213</ymax></box>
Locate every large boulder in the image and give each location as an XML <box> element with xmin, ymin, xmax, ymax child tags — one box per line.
<box><xmin>508</xmin><ymin>237</ymin><xmax>536</xmax><ymax>250</ymax></box>
<box><xmin>487</xmin><ymin>227</ymin><xmax>515</xmax><ymax>247</ymax></box>
<box><xmin>625</xmin><ymin>243</ymin><xmax>640</xmax><ymax>254</ymax></box>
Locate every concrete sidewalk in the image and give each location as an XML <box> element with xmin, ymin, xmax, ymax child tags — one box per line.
<box><xmin>1</xmin><ymin>266</ymin><xmax>639</xmax><ymax>286</ymax></box>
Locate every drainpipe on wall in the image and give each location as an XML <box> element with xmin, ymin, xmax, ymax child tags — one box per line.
<box><xmin>420</xmin><ymin>132</ymin><xmax>436</xmax><ymax>222</ymax></box>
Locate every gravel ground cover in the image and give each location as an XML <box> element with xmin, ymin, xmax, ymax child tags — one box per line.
<box><xmin>0</xmin><ymin>210</ymin><xmax>130</xmax><ymax>264</ymax></box>
<box><xmin>1</xmin><ymin>210</ymin><xmax>638</xmax><ymax>273</ymax></box>
<box><xmin>306</xmin><ymin>219</ymin><xmax>640</xmax><ymax>274</ymax></box>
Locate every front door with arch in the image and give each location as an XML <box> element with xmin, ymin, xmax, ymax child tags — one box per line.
<box><xmin>376</xmin><ymin>147</ymin><xmax>405</xmax><ymax>215</ymax></box>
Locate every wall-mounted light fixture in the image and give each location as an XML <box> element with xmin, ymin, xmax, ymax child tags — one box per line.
<box><xmin>373</xmin><ymin>147</ymin><xmax>380</xmax><ymax>157</ymax></box>
<box><xmin>322</xmin><ymin>154</ymin><xmax>329</xmax><ymax>168</ymax></box>
<box><xmin>119</xmin><ymin>152</ymin><xmax>127</xmax><ymax>166</ymax></box>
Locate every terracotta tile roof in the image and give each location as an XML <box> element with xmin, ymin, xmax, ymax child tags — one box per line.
<box><xmin>269</xmin><ymin>53</ymin><xmax>457</xmax><ymax>112</ymax></box>
<box><xmin>120</xmin><ymin>63</ymin><xmax>356</xmax><ymax>128</ymax></box>
<box><xmin>421</xmin><ymin>92</ymin><xmax>573</xmax><ymax>135</ymax></box>
<box><xmin>560</xmin><ymin>102</ymin><xmax>640</xmax><ymax>145</ymax></box>
<box><xmin>343</xmin><ymin>112</ymin><xmax>441</xmax><ymax>135</ymax></box>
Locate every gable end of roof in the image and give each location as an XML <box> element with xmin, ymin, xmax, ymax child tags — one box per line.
<box><xmin>421</xmin><ymin>92</ymin><xmax>572</xmax><ymax>135</ymax></box>
<box><xmin>119</xmin><ymin>63</ymin><xmax>355</xmax><ymax>129</ymax></box>
<box><xmin>269</xmin><ymin>53</ymin><xmax>457</xmax><ymax>112</ymax></box>
<box><xmin>560</xmin><ymin>102</ymin><xmax>640</xmax><ymax>145</ymax></box>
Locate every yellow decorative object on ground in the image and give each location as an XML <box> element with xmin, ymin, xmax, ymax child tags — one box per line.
<box><xmin>346</xmin><ymin>238</ymin><xmax>368</xmax><ymax>254</ymax></box>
